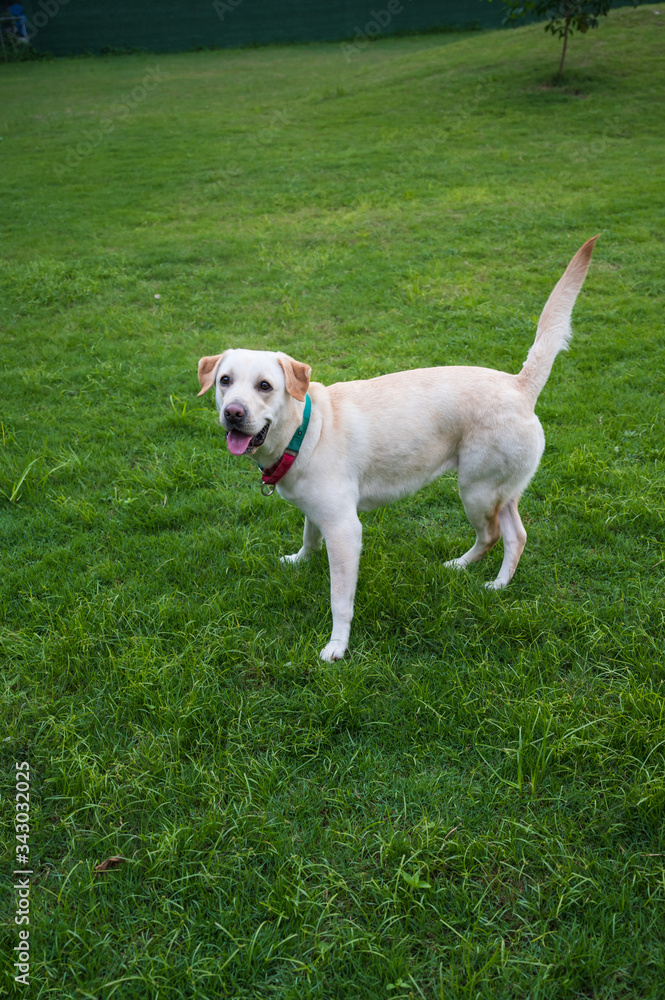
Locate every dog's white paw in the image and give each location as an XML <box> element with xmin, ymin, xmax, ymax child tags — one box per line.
<box><xmin>443</xmin><ymin>557</ymin><xmax>467</xmax><ymax>570</ymax></box>
<box><xmin>320</xmin><ymin>640</ymin><xmax>347</xmax><ymax>662</ymax></box>
<box><xmin>280</xmin><ymin>551</ymin><xmax>305</xmax><ymax>565</ymax></box>
<box><xmin>484</xmin><ymin>578</ymin><xmax>508</xmax><ymax>590</ymax></box>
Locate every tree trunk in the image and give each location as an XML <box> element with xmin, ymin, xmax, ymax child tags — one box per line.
<box><xmin>558</xmin><ymin>16</ymin><xmax>571</xmax><ymax>76</ymax></box>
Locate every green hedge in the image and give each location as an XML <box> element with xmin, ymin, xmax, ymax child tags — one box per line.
<box><xmin>23</xmin><ymin>0</ymin><xmax>502</xmax><ymax>56</ymax></box>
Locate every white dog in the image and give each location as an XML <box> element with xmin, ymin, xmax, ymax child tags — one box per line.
<box><xmin>198</xmin><ymin>237</ymin><xmax>597</xmax><ymax>661</ymax></box>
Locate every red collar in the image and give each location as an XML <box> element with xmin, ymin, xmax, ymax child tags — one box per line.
<box><xmin>258</xmin><ymin>394</ymin><xmax>311</xmax><ymax>494</ymax></box>
<box><xmin>260</xmin><ymin>450</ymin><xmax>298</xmax><ymax>487</ymax></box>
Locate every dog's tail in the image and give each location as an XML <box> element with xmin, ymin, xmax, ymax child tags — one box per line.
<box><xmin>516</xmin><ymin>235</ymin><xmax>598</xmax><ymax>404</ymax></box>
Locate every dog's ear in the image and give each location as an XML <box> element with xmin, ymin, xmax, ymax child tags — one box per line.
<box><xmin>277</xmin><ymin>354</ymin><xmax>311</xmax><ymax>402</ymax></box>
<box><xmin>197</xmin><ymin>353</ymin><xmax>225</xmax><ymax>396</ymax></box>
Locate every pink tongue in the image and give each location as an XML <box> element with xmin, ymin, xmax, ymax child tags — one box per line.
<box><xmin>226</xmin><ymin>430</ymin><xmax>253</xmax><ymax>455</ymax></box>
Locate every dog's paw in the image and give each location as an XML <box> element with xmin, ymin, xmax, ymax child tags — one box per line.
<box><xmin>443</xmin><ymin>557</ymin><xmax>467</xmax><ymax>570</ymax></box>
<box><xmin>320</xmin><ymin>640</ymin><xmax>347</xmax><ymax>662</ymax></box>
<box><xmin>484</xmin><ymin>578</ymin><xmax>508</xmax><ymax>590</ymax></box>
<box><xmin>280</xmin><ymin>551</ymin><xmax>305</xmax><ymax>565</ymax></box>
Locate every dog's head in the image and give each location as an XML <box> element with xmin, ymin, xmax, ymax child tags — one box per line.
<box><xmin>197</xmin><ymin>349</ymin><xmax>311</xmax><ymax>457</ymax></box>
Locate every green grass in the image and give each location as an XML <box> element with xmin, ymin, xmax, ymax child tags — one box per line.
<box><xmin>1</xmin><ymin>7</ymin><xmax>664</xmax><ymax>997</ymax></box>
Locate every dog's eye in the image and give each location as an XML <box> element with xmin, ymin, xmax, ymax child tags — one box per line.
<box><xmin>258</xmin><ymin>380</ymin><xmax>272</xmax><ymax>392</ymax></box>
<box><xmin>219</xmin><ymin>375</ymin><xmax>230</xmax><ymax>386</ymax></box>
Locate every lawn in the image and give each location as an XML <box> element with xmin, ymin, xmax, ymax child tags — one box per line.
<box><xmin>1</xmin><ymin>6</ymin><xmax>664</xmax><ymax>997</ymax></box>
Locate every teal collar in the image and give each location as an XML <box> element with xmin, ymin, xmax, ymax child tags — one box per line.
<box><xmin>259</xmin><ymin>394</ymin><xmax>311</xmax><ymax>493</ymax></box>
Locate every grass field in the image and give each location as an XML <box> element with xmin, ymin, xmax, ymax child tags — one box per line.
<box><xmin>1</xmin><ymin>6</ymin><xmax>664</xmax><ymax>997</ymax></box>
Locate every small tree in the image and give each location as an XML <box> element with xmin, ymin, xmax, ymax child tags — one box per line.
<box><xmin>495</xmin><ymin>0</ymin><xmax>613</xmax><ymax>76</ymax></box>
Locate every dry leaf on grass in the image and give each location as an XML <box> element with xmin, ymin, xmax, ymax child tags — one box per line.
<box><xmin>93</xmin><ymin>856</ymin><xmax>128</xmax><ymax>872</ymax></box>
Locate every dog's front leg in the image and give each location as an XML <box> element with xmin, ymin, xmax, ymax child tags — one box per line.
<box><xmin>319</xmin><ymin>515</ymin><xmax>363</xmax><ymax>662</ymax></box>
<box><xmin>280</xmin><ymin>517</ymin><xmax>322</xmax><ymax>565</ymax></box>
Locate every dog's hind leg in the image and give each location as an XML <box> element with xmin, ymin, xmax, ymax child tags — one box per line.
<box><xmin>485</xmin><ymin>497</ymin><xmax>527</xmax><ymax>590</ymax></box>
<box><xmin>444</xmin><ymin>488</ymin><xmax>501</xmax><ymax>571</ymax></box>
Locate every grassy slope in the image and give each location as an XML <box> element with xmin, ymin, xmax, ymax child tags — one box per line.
<box><xmin>1</xmin><ymin>8</ymin><xmax>664</xmax><ymax>997</ymax></box>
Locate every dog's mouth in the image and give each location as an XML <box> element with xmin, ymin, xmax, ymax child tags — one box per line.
<box><xmin>226</xmin><ymin>423</ymin><xmax>270</xmax><ymax>456</ymax></box>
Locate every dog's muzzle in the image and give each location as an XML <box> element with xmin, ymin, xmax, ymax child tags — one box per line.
<box><xmin>225</xmin><ymin>422</ymin><xmax>270</xmax><ymax>456</ymax></box>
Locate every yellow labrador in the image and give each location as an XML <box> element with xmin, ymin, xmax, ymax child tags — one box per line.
<box><xmin>198</xmin><ymin>237</ymin><xmax>597</xmax><ymax>661</ymax></box>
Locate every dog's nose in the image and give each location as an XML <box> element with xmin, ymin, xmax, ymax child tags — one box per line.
<box><xmin>224</xmin><ymin>402</ymin><xmax>247</xmax><ymax>424</ymax></box>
